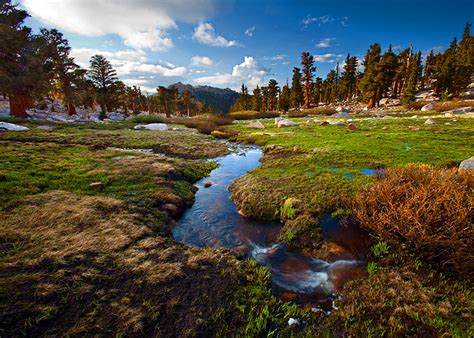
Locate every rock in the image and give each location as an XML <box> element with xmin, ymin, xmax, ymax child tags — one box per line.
<box><xmin>108</xmin><ymin>112</ymin><xmax>126</xmax><ymax>121</ymax></box>
<box><xmin>421</xmin><ymin>103</ymin><xmax>435</xmax><ymax>111</ymax></box>
<box><xmin>459</xmin><ymin>156</ymin><xmax>474</xmax><ymax>171</ymax></box>
<box><xmin>36</xmin><ymin>125</ymin><xmax>55</xmax><ymax>131</ymax></box>
<box><xmin>411</xmin><ymin>115</ymin><xmax>419</xmax><ymax>118</ymax></box>
<box><xmin>203</xmin><ymin>181</ymin><xmax>213</xmax><ymax>188</ymax></box>
<box><xmin>277</xmin><ymin>119</ymin><xmax>299</xmax><ymax>128</ymax></box>
<box><xmin>89</xmin><ymin>182</ymin><xmax>103</xmax><ymax>189</ymax></box>
<box><xmin>247</xmin><ymin>121</ymin><xmax>265</xmax><ymax>129</ymax></box>
<box><xmin>293</xmin><ymin>146</ymin><xmax>300</xmax><ymax>152</ymax></box>
<box><xmin>319</xmin><ymin>121</ymin><xmax>329</xmax><ymax>126</ymax></box>
<box><xmin>0</xmin><ymin>122</ymin><xmax>29</xmax><ymax>131</ymax></box>
<box><xmin>331</xmin><ymin>111</ymin><xmax>351</xmax><ymax>118</ymax></box>
<box><xmin>336</xmin><ymin>106</ymin><xmax>349</xmax><ymax>113</ymax></box>
<box><xmin>445</xmin><ymin>122</ymin><xmax>451</xmax><ymax>125</ymax></box>
<box><xmin>379</xmin><ymin>98</ymin><xmax>400</xmax><ymax>106</ymax></box>
<box><xmin>347</xmin><ymin>123</ymin><xmax>358</xmax><ymax>131</ymax></box>
<box><xmin>450</xmin><ymin>106</ymin><xmax>474</xmax><ymax>114</ymax></box>
<box><xmin>328</xmin><ymin>120</ymin><xmax>345</xmax><ymax>126</ymax></box>
<box><xmin>274</xmin><ymin>117</ymin><xmax>285</xmax><ymax>125</ymax></box>
<box><xmin>161</xmin><ymin>203</ymin><xmax>180</xmax><ymax>216</ymax></box>
<box><xmin>424</xmin><ymin>118</ymin><xmax>435</xmax><ymax>125</ymax></box>
<box><xmin>444</xmin><ymin>112</ymin><xmax>453</xmax><ymax>117</ymax></box>
<box><xmin>134</xmin><ymin>123</ymin><xmax>168</xmax><ymax>131</ymax></box>
<box><xmin>288</xmin><ymin>318</ymin><xmax>300</xmax><ymax>326</ymax></box>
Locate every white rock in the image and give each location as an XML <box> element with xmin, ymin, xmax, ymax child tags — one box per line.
<box><xmin>36</xmin><ymin>125</ymin><xmax>55</xmax><ymax>131</ymax></box>
<box><xmin>288</xmin><ymin>318</ymin><xmax>300</xmax><ymax>326</ymax></box>
<box><xmin>134</xmin><ymin>123</ymin><xmax>169</xmax><ymax>131</ymax></box>
<box><xmin>108</xmin><ymin>112</ymin><xmax>126</xmax><ymax>121</ymax></box>
<box><xmin>459</xmin><ymin>156</ymin><xmax>474</xmax><ymax>171</ymax></box>
<box><xmin>331</xmin><ymin>111</ymin><xmax>351</xmax><ymax>118</ymax></box>
<box><xmin>274</xmin><ymin>117</ymin><xmax>285</xmax><ymax>125</ymax></box>
<box><xmin>444</xmin><ymin>112</ymin><xmax>453</xmax><ymax>117</ymax></box>
<box><xmin>247</xmin><ymin>121</ymin><xmax>265</xmax><ymax>129</ymax></box>
<box><xmin>277</xmin><ymin>119</ymin><xmax>299</xmax><ymax>128</ymax></box>
<box><xmin>336</xmin><ymin>106</ymin><xmax>349</xmax><ymax>113</ymax></box>
<box><xmin>0</xmin><ymin>122</ymin><xmax>29</xmax><ymax>131</ymax></box>
<box><xmin>328</xmin><ymin>120</ymin><xmax>345</xmax><ymax>126</ymax></box>
<box><xmin>424</xmin><ymin>118</ymin><xmax>435</xmax><ymax>125</ymax></box>
<box><xmin>421</xmin><ymin>103</ymin><xmax>435</xmax><ymax>111</ymax></box>
<box><xmin>450</xmin><ymin>106</ymin><xmax>474</xmax><ymax>114</ymax></box>
<box><xmin>411</xmin><ymin>115</ymin><xmax>419</xmax><ymax>118</ymax></box>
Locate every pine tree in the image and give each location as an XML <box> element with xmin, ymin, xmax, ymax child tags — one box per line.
<box><xmin>376</xmin><ymin>45</ymin><xmax>398</xmax><ymax>98</ymax></box>
<box><xmin>279</xmin><ymin>82</ymin><xmax>290</xmax><ymax>111</ymax></box>
<box><xmin>312</xmin><ymin>77</ymin><xmax>322</xmax><ymax>105</ymax></box>
<box><xmin>359</xmin><ymin>43</ymin><xmax>382</xmax><ymax>107</ymax></box>
<box><xmin>252</xmin><ymin>85</ymin><xmax>262</xmax><ymax>111</ymax></box>
<box><xmin>456</xmin><ymin>22</ymin><xmax>474</xmax><ymax>94</ymax></box>
<box><xmin>301</xmin><ymin>51</ymin><xmax>315</xmax><ymax>109</ymax></box>
<box><xmin>0</xmin><ymin>0</ymin><xmax>51</xmax><ymax>117</ymax></box>
<box><xmin>88</xmin><ymin>54</ymin><xmax>118</xmax><ymax>115</ymax></box>
<box><xmin>423</xmin><ymin>50</ymin><xmax>435</xmax><ymax>85</ymax></box>
<box><xmin>41</xmin><ymin>28</ymin><xmax>81</xmax><ymax>115</ymax></box>
<box><xmin>433</xmin><ymin>38</ymin><xmax>457</xmax><ymax>98</ymax></box>
<box><xmin>267</xmin><ymin>79</ymin><xmax>279</xmax><ymax>111</ymax></box>
<box><xmin>402</xmin><ymin>51</ymin><xmax>422</xmax><ymax>102</ymax></box>
<box><xmin>339</xmin><ymin>54</ymin><xmax>358</xmax><ymax>101</ymax></box>
<box><xmin>290</xmin><ymin>67</ymin><xmax>303</xmax><ymax>109</ymax></box>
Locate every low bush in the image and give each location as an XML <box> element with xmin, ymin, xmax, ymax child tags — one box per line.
<box><xmin>130</xmin><ymin>114</ymin><xmax>167</xmax><ymax>124</ymax></box>
<box><xmin>288</xmin><ymin>107</ymin><xmax>337</xmax><ymax>117</ymax></box>
<box><xmin>171</xmin><ymin>115</ymin><xmax>234</xmax><ymax>134</ymax></box>
<box><xmin>403</xmin><ymin>101</ymin><xmax>426</xmax><ymax>110</ymax></box>
<box><xmin>349</xmin><ymin>164</ymin><xmax>473</xmax><ymax>278</ymax></box>
<box><xmin>228</xmin><ymin>111</ymin><xmax>280</xmax><ymax>120</ymax></box>
<box><xmin>433</xmin><ymin>100</ymin><xmax>474</xmax><ymax>112</ymax></box>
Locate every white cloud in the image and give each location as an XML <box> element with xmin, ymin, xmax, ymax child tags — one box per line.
<box><xmin>314</xmin><ymin>53</ymin><xmax>343</xmax><ymax>63</ymax></box>
<box><xmin>316</xmin><ymin>38</ymin><xmax>335</xmax><ymax>48</ymax></box>
<box><xmin>22</xmin><ymin>0</ymin><xmax>218</xmax><ymax>51</ymax></box>
<box><xmin>271</xmin><ymin>54</ymin><xmax>286</xmax><ymax>61</ymax></box>
<box><xmin>302</xmin><ymin>14</ymin><xmax>334</xmax><ymax>27</ymax></box>
<box><xmin>70</xmin><ymin>48</ymin><xmax>148</xmax><ymax>68</ymax></box>
<box><xmin>193</xmin><ymin>56</ymin><xmax>268</xmax><ymax>90</ymax></box>
<box><xmin>192</xmin><ymin>22</ymin><xmax>239</xmax><ymax>47</ymax></box>
<box><xmin>191</xmin><ymin>55</ymin><xmax>214</xmax><ymax>66</ymax></box>
<box><xmin>245</xmin><ymin>26</ymin><xmax>255</xmax><ymax>37</ymax></box>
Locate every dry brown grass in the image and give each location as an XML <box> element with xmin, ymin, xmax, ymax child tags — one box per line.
<box><xmin>288</xmin><ymin>107</ymin><xmax>337</xmax><ymax>117</ymax></box>
<box><xmin>171</xmin><ymin>115</ymin><xmax>234</xmax><ymax>134</ymax></box>
<box><xmin>349</xmin><ymin>164</ymin><xmax>473</xmax><ymax>277</ymax></box>
<box><xmin>432</xmin><ymin>100</ymin><xmax>474</xmax><ymax>112</ymax></box>
<box><xmin>228</xmin><ymin>111</ymin><xmax>280</xmax><ymax>120</ymax></box>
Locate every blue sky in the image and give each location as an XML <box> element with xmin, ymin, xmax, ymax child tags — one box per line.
<box><xmin>20</xmin><ymin>0</ymin><xmax>473</xmax><ymax>92</ymax></box>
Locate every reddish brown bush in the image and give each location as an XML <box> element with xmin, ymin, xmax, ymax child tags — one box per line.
<box><xmin>433</xmin><ymin>100</ymin><xmax>474</xmax><ymax>112</ymax></box>
<box><xmin>170</xmin><ymin>115</ymin><xmax>234</xmax><ymax>134</ymax></box>
<box><xmin>349</xmin><ymin>164</ymin><xmax>473</xmax><ymax>278</ymax></box>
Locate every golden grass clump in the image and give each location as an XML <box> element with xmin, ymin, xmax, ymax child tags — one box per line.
<box><xmin>350</xmin><ymin>164</ymin><xmax>473</xmax><ymax>277</ymax></box>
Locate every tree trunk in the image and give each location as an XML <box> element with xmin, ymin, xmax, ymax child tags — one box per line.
<box><xmin>9</xmin><ymin>95</ymin><xmax>31</xmax><ymax>118</ymax></box>
<box><xmin>67</xmin><ymin>103</ymin><xmax>76</xmax><ymax>115</ymax></box>
<box><xmin>368</xmin><ymin>97</ymin><xmax>376</xmax><ymax>109</ymax></box>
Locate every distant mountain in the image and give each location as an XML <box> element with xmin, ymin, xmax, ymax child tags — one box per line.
<box><xmin>170</xmin><ymin>82</ymin><xmax>239</xmax><ymax>114</ymax></box>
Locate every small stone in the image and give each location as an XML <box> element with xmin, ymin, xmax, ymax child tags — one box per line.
<box><xmin>425</xmin><ymin>118</ymin><xmax>435</xmax><ymax>125</ymax></box>
<box><xmin>459</xmin><ymin>156</ymin><xmax>474</xmax><ymax>171</ymax></box>
<box><xmin>36</xmin><ymin>125</ymin><xmax>55</xmax><ymax>131</ymax></box>
<box><xmin>89</xmin><ymin>182</ymin><xmax>103</xmax><ymax>189</ymax></box>
<box><xmin>203</xmin><ymin>181</ymin><xmax>213</xmax><ymax>188</ymax></box>
<box><xmin>247</xmin><ymin>121</ymin><xmax>265</xmax><ymax>129</ymax></box>
<box><xmin>347</xmin><ymin>123</ymin><xmax>358</xmax><ymax>131</ymax></box>
<box><xmin>411</xmin><ymin>115</ymin><xmax>419</xmax><ymax>118</ymax></box>
<box><xmin>288</xmin><ymin>318</ymin><xmax>300</xmax><ymax>326</ymax></box>
<box><xmin>421</xmin><ymin>103</ymin><xmax>435</xmax><ymax>111</ymax></box>
<box><xmin>319</xmin><ymin>121</ymin><xmax>329</xmax><ymax>126</ymax></box>
<box><xmin>444</xmin><ymin>112</ymin><xmax>453</xmax><ymax>117</ymax></box>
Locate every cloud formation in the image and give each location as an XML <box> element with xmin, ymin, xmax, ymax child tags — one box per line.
<box><xmin>316</xmin><ymin>38</ymin><xmax>335</xmax><ymax>48</ymax></box>
<box><xmin>245</xmin><ymin>26</ymin><xmax>255</xmax><ymax>37</ymax></box>
<box><xmin>193</xmin><ymin>56</ymin><xmax>268</xmax><ymax>90</ymax></box>
<box><xmin>314</xmin><ymin>53</ymin><xmax>343</xmax><ymax>63</ymax></box>
<box><xmin>302</xmin><ymin>14</ymin><xmax>334</xmax><ymax>27</ymax></box>
<box><xmin>193</xmin><ymin>22</ymin><xmax>239</xmax><ymax>47</ymax></box>
<box><xmin>22</xmin><ymin>0</ymin><xmax>217</xmax><ymax>51</ymax></box>
<box><xmin>191</xmin><ymin>56</ymin><xmax>214</xmax><ymax>66</ymax></box>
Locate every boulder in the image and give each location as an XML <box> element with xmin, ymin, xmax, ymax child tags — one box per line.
<box><xmin>444</xmin><ymin>112</ymin><xmax>453</xmax><ymax>117</ymax></box>
<box><xmin>274</xmin><ymin>117</ymin><xmax>285</xmax><ymax>125</ymax></box>
<box><xmin>336</xmin><ymin>106</ymin><xmax>349</xmax><ymax>113</ymax></box>
<box><xmin>411</xmin><ymin>115</ymin><xmax>419</xmax><ymax>118</ymax></box>
<box><xmin>328</xmin><ymin>120</ymin><xmax>345</xmax><ymax>126</ymax></box>
<box><xmin>331</xmin><ymin>111</ymin><xmax>351</xmax><ymax>118</ymax></box>
<box><xmin>108</xmin><ymin>112</ymin><xmax>126</xmax><ymax>121</ymax></box>
<box><xmin>277</xmin><ymin>119</ymin><xmax>299</xmax><ymax>128</ymax></box>
<box><xmin>0</xmin><ymin>122</ymin><xmax>29</xmax><ymax>131</ymax></box>
<box><xmin>459</xmin><ymin>156</ymin><xmax>474</xmax><ymax>171</ymax></box>
<box><xmin>424</xmin><ymin>118</ymin><xmax>435</xmax><ymax>125</ymax></box>
<box><xmin>134</xmin><ymin>123</ymin><xmax>168</xmax><ymax>131</ymax></box>
<box><xmin>203</xmin><ymin>181</ymin><xmax>213</xmax><ymax>188</ymax></box>
<box><xmin>421</xmin><ymin>103</ymin><xmax>435</xmax><ymax>111</ymax></box>
<box><xmin>247</xmin><ymin>121</ymin><xmax>265</xmax><ymax>129</ymax></box>
<box><xmin>449</xmin><ymin>106</ymin><xmax>474</xmax><ymax>114</ymax></box>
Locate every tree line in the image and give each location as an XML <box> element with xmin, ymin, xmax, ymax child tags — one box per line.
<box><xmin>0</xmin><ymin>0</ymin><xmax>208</xmax><ymax>118</ymax></box>
<box><xmin>232</xmin><ymin>23</ymin><xmax>473</xmax><ymax>112</ymax></box>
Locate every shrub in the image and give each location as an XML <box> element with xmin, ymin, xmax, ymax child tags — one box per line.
<box><xmin>366</xmin><ymin>262</ymin><xmax>378</xmax><ymax>274</ymax></box>
<box><xmin>130</xmin><ymin>114</ymin><xmax>166</xmax><ymax>124</ymax></box>
<box><xmin>228</xmin><ymin>111</ymin><xmax>280</xmax><ymax>120</ymax></box>
<box><xmin>287</xmin><ymin>107</ymin><xmax>337</xmax><ymax>117</ymax></box>
<box><xmin>171</xmin><ymin>115</ymin><xmax>234</xmax><ymax>135</ymax></box>
<box><xmin>349</xmin><ymin>164</ymin><xmax>473</xmax><ymax>278</ymax></box>
<box><xmin>370</xmin><ymin>241</ymin><xmax>389</xmax><ymax>258</ymax></box>
<box><xmin>432</xmin><ymin>100</ymin><xmax>474</xmax><ymax>112</ymax></box>
<box><xmin>403</xmin><ymin>101</ymin><xmax>425</xmax><ymax>110</ymax></box>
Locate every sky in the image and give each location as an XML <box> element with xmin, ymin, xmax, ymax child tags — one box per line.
<box><xmin>19</xmin><ymin>0</ymin><xmax>474</xmax><ymax>93</ymax></box>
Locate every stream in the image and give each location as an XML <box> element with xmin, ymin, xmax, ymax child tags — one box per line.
<box><xmin>173</xmin><ymin>143</ymin><xmax>368</xmax><ymax>308</ymax></box>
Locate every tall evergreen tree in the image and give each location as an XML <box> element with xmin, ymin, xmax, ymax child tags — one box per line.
<box><xmin>88</xmin><ymin>54</ymin><xmax>118</xmax><ymax>114</ymax></box>
<box><xmin>279</xmin><ymin>82</ymin><xmax>290</xmax><ymax>111</ymax></box>
<box><xmin>267</xmin><ymin>79</ymin><xmax>279</xmax><ymax>111</ymax></box>
<box><xmin>339</xmin><ymin>54</ymin><xmax>358</xmax><ymax>101</ymax></box>
<box><xmin>301</xmin><ymin>51</ymin><xmax>315</xmax><ymax>109</ymax></box>
<box><xmin>376</xmin><ymin>45</ymin><xmax>399</xmax><ymax>98</ymax></box>
<box><xmin>359</xmin><ymin>43</ymin><xmax>382</xmax><ymax>107</ymax></box>
<box><xmin>312</xmin><ymin>77</ymin><xmax>322</xmax><ymax>106</ymax></box>
<box><xmin>290</xmin><ymin>67</ymin><xmax>303</xmax><ymax>109</ymax></box>
<box><xmin>402</xmin><ymin>51</ymin><xmax>422</xmax><ymax>102</ymax></box>
<box><xmin>252</xmin><ymin>85</ymin><xmax>262</xmax><ymax>111</ymax></box>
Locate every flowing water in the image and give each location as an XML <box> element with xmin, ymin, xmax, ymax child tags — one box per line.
<box><xmin>173</xmin><ymin>143</ymin><xmax>369</xmax><ymax>307</ymax></box>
